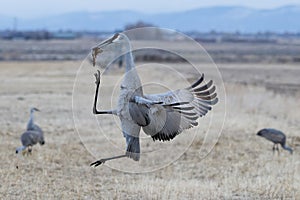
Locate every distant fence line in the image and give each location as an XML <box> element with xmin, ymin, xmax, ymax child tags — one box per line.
<box><xmin>1</xmin><ymin>30</ymin><xmax>300</xmax><ymax>42</ymax></box>
<box><xmin>0</xmin><ymin>30</ymin><xmax>73</xmax><ymax>40</ymax></box>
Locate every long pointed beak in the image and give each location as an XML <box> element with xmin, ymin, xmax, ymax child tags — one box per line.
<box><xmin>91</xmin><ymin>33</ymin><xmax>119</xmax><ymax>67</ymax></box>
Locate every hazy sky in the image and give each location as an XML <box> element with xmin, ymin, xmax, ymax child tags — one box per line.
<box><xmin>1</xmin><ymin>0</ymin><xmax>300</xmax><ymax>18</ymax></box>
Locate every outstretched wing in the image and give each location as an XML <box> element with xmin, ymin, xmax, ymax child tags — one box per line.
<box><xmin>142</xmin><ymin>74</ymin><xmax>218</xmax><ymax>141</ymax></box>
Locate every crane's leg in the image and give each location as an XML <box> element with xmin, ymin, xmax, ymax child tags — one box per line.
<box><xmin>276</xmin><ymin>144</ymin><xmax>280</xmax><ymax>155</ymax></box>
<box><xmin>22</xmin><ymin>149</ymin><xmax>27</xmax><ymax>156</ymax></box>
<box><xmin>93</xmin><ymin>70</ymin><xmax>115</xmax><ymax>115</ymax></box>
<box><xmin>273</xmin><ymin>144</ymin><xmax>280</xmax><ymax>156</ymax></box>
<box><xmin>90</xmin><ymin>155</ymin><xmax>127</xmax><ymax>167</ymax></box>
<box><xmin>23</xmin><ymin>146</ymin><xmax>31</xmax><ymax>156</ymax></box>
<box><xmin>28</xmin><ymin>146</ymin><xmax>32</xmax><ymax>155</ymax></box>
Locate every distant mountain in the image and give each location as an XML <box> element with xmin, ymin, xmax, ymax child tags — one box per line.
<box><xmin>1</xmin><ymin>6</ymin><xmax>300</xmax><ymax>32</ymax></box>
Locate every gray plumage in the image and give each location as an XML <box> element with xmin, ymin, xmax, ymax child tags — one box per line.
<box><xmin>90</xmin><ymin>33</ymin><xmax>218</xmax><ymax>167</ymax></box>
<box><xmin>27</xmin><ymin>107</ymin><xmax>43</xmax><ymax>133</ymax></box>
<box><xmin>16</xmin><ymin>131</ymin><xmax>45</xmax><ymax>154</ymax></box>
<box><xmin>257</xmin><ymin>128</ymin><xmax>293</xmax><ymax>154</ymax></box>
<box><xmin>16</xmin><ymin>107</ymin><xmax>45</xmax><ymax>154</ymax></box>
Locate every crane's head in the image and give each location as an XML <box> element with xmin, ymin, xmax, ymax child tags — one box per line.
<box><xmin>30</xmin><ymin>107</ymin><xmax>40</xmax><ymax>113</ymax></box>
<box><xmin>257</xmin><ymin>130</ymin><xmax>263</xmax><ymax>136</ymax></box>
<box><xmin>91</xmin><ymin>33</ymin><xmax>128</xmax><ymax>67</ymax></box>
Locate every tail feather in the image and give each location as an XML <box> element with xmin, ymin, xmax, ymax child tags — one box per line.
<box><xmin>125</xmin><ymin>134</ymin><xmax>140</xmax><ymax>161</ymax></box>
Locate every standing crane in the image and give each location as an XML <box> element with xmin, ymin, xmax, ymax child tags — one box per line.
<box><xmin>257</xmin><ymin>128</ymin><xmax>293</xmax><ymax>154</ymax></box>
<box><xmin>90</xmin><ymin>33</ymin><xmax>218</xmax><ymax>167</ymax></box>
<box><xmin>16</xmin><ymin>108</ymin><xmax>45</xmax><ymax>154</ymax></box>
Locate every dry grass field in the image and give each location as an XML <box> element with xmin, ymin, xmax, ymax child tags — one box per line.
<box><xmin>0</xmin><ymin>44</ymin><xmax>300</xmax><ymax>199</ymax></box>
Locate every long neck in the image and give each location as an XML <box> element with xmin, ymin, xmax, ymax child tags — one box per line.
<box><xmin>27</xmin><ymin>112</ymin><xmax>34</xmax><ymax>129</ymax></box>
<box><xmin>282</xmin><ymin>145</ymin><xmax>293</xmax><ymax>154</ymax></box>
<box><xmin>125</xmin><ymin>50</ymin><xmax>135</xmax><ymax>72</ymax></box>
<box><xmin>123</xmin><ymin>36</ymin><xmax>135</xmax><ymax>72</ymax></box>
<box><xmin>121</xmin><ymin>34</ymin><xmax>142</xmax><ymax>93</ymax></box>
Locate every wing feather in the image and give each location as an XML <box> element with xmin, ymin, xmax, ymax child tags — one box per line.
<box><xmin>142</xmin><ymin>74</ymin><xmax>218</xmax><ymax>141</ymax></box>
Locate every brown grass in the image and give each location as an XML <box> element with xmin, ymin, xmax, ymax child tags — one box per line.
<box><xmin>0</xmin><ymin>60</ymin><xmax>299</xmax><ymax>199</ymax></box>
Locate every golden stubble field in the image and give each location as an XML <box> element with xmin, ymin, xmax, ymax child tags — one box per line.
<box><xmin>0</xmin><ymin>60</ymin><xmax>299</xmax><ymax>199</ymax></box>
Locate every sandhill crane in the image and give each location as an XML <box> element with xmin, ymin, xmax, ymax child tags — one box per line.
<box><xmin>257</xmin><ymin>128</ymin><xmax>293</xmax><ymax>154</ymax></box>
<box><xmin>90</xmin><ymin>33</ymin><xmax>218</xmax><ymax>167</ymax></box>
<box><xmin>16</xmin><ymin>107</ymin><xmax>45</xmax><ymax>154</ymax></box>
<box><xmin>16</xmin><ymin>130</ymin><xmax>45</xmax><ymax>154</ymax></box>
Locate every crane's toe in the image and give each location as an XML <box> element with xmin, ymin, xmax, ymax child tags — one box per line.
<box><xmin>90</xmin><ymin>159</ymin><xmax>105</xmax><ymax>167</ymax></box>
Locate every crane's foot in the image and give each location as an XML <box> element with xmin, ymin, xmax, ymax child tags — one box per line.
<box><xmin>90</xmin><ymin>159</ymin><xmax>106</xmax><ymax>167</ymax></box>
<box><xmin>94</xmin><ymin>70</ymin><xmax>101</xmax><ymax>86</ymax></box>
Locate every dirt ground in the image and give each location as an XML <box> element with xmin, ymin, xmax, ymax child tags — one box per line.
<box><xmin>0</xmin><ymin>60</ymin><xmax>299</xmax><ymax>199</ymax></box>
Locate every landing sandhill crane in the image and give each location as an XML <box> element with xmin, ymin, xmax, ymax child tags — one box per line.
<box><xmin>16</xmin><ymin>108</ymin><xmax>45</xmax><ymax>154</ymax></box>
<box><xmin>257</xmin><ymin>128</ymin><xmax>293</xmax><ymax>154</ymax></box>
<box><xmin>90</xmin><ymin>33</ymin><xmax>218</xmax><ymax>167</ymax></box>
